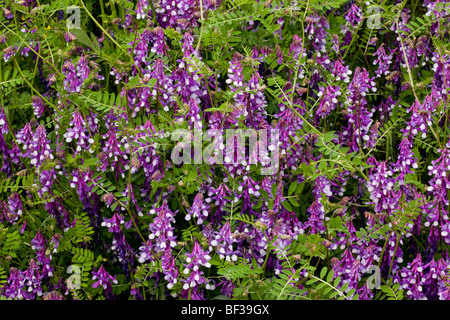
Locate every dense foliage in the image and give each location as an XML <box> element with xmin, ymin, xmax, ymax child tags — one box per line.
<box><xmin>1</xmin><ymin>0</ymin><xmax>450</xmax><ymax>300</ymax></box>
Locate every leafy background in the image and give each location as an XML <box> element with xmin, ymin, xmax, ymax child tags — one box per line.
<box><xmin>0</xmin><ymin>0</ymin><xmax>450</xmax><ymax>300</ymax></box>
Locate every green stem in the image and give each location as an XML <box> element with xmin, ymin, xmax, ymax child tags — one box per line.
<box><xmin>79</xmin><ymin>0</ymin><xmax>132</xmax><ymax>60</ymax></box>
<box><xmin>99</xmin><ymin>0</ymin><xmax>107</xmax><ymax>26</ymax></box>
<box><xmin>195</xmin><ymin>0</ymin><xmax>205</xmax><ymax>52</ymax></box>
<box><xmin>0</xmin><ymin>21</ymin><xmax>62</xmax><ymax>76</ymax></box>
<box><xmin>395</xmin><ymin>19</ymin><xmax>419</xmax><ymax>102</ymax></box>
<box><xmin>149</xmin><ymin>0</ymin><xmax>159</xmax><ymax>26</ymax></box>
<box><xmin>13</xmin><ymin>57</ymin><xmax>64</xmax><ymax>123</ymax></box>
<box><xmin>342</xmin><ymin>23</ymin><xmax>362</xmax><ymax>61</ymax></box>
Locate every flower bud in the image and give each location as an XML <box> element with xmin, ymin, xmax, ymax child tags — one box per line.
<box><xmin>254</xmin><ymin>220</ymin><xmax>268</xmax><ymax>231</ymax></box>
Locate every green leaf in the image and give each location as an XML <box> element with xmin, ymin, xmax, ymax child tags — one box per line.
<box><xmin>333</xmin><ymin>275</ymin><xmax>341</xmax><ymax>288</ymax></box>
<box><xmin>288</xmin><ymin>197</ymin><xmax>300</xmax><ymax>207</ymax></box>
<box><xmin>212</xmin><ymin>295</ymin><xmax>231</xmax><ymax>300</ymax></box>
<box><xmin>271</xmin><ymin>182</ymin><xmax>277</xmax><ymax>197</ymax></box>
<box><xmin>111</xmin><ymin>201</ymin><xmax>119</xmax><ymax>211</ymax></box>
<box><xmin>306</xmin><ymin>278</ymin><xmax>319</xmax><ymax>285</ymax></box>
<box><xmin>71</xmin><ymin>29</ymin><xmax>96</xmax><ymax>50</ymax></box>
<box><xmin>281</xmin><ymin>200</ymin><xmax>293</xmax><ymax>212</ymax></box>
<box><xmin>288</xmin><ymin>181</ymin><xmax>298</xmax><ymax>195</ymax></box>
<box><xmin>251</xmin><ymin>257</ymin><xmax>259</xmax><ymax>270</ymax></box>
<box><xmin>326</xmin><ymin>270</ymin><xmax>334</xmax><ymax>283</ymax></box>
<box><xmin>318</xmin><ymin>161</ymin><xmax>327</xmax><ymax>172</ymax></box>
<box><xmin>323</xmin><ymin>286</ymin><xmax>334</xmax><ymax>296</ymax></box>
<box><xmin>340</xmin><ymin>281</ymin><xmax>349</xmax><ymax>292</ymax></box>
<box><xmin>320</xmin><ymin>267</ymin><xmax>328</xmax><ymax>279</ymax></box>
<box><xmin>346</xmin><ymin>288</ymin><xmax>356</xmax><ymax>298</ymax></box>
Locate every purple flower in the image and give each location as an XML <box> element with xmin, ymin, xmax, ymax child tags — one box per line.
<box><xmin>22</xmin><ymin>259</ymin><xmax>43</xmax><ymax>299</ymax></box>
<box><xmin>69</xmin><ymin>168</ymin><xmax>101</xmax><ymax>226</ymax></box>
<box><xmin>186</xmin><ymin>192</ymin><xmax>209</xmax><ymax>224</ymax></box>
<box><xmin>136</xmin><ymin>0</ymin><xmax>149</xmax><ymax>20</ymax></box>
<box><xmin>138</xmin><ymin>200</ymin><xmax>178</xmax><ymax>263</ymax></box>
<box><xmin>4</xmin><ymin>267</ymin><xmax>25</xmax><ymax>299</ymax></box>
<box><xmin>302</xmin><ymin>199</ymin><xmax>326</xmax><ymax>234</ymax></box>
<box><xmin>131</xmin><ymin>28</ymin><xmax>151</xmax><ymax>68</ymax></box>
<box><xmin>210</xmin><ymin>221</ymin><xmax>239</xmax><ymax>262</ymax></box>
<box><xmin>147</xmin><ymin>58</ymin><xmax>174</xmax><ymax>112</ymax></box>
<box><xmin>424</xmin><ymin>258</ymin><xmax>448</xmax><ymax>299</ymax></box>
<box><xmin>156</xmin><ymin>0</ymin><xmax>195</xmax><ymax>29</ymax></box>
<box><xmin>64</xmin><ymin>32</ymin><xmax>77</xmax><ymax>42</ymax></box>
<box><xmin>373</xmin><ymin>44</ymin><xmax>396</xmax><ymax>78</ymax></box>
<box><xmin>3</xmin><ymin>46</ymin><xmax>15</xmax><ymax>63</ymax></box>
<box><xmin>396</xmin><ymin>254</ymin><xmax>427</xmax><ymax>300</ymax></box>
<box><xmin>402</xmin><ymin>94</ymin><xmax>438</xmax><ymax>139</ymax></box>
<box><xmin>31</xmin><ymin>96</ymin><xmax>45</xmax><ymax>118</ymax></box>
<box><xmin>331</xmin><ymin>248</ymin><xmax>359</xmax><ymax>292</ymax></box>
<box><xmin>226</xmin><ymin>52</ymin><xmax>244</xmax><ymax>94</ymax></box>
<box><xmin>431</xmin><ymin>52</ymin><xmax>450</xmax><ymax>99</ymax></box>
<box><xmin>3</xmin><ymin>7</ymin><xmax>13</xmax><ymax>19</ymax></box>
<box><xmin>45</xmin><ymin>198</ymin><xmax>71</xmax><ymax>230</ymax></box>
<box><xmin>366</xmin><ymin>158</ymin><xmax>401</xmax><ymax>215</ymax></box>
<box><xmin>289</xmin><ymin>34</ymin><xmax>306</xmax><ymax>62</ymax></box>
<box><xmin>91</xmin><ymin>265</ymin><xmax>118</xmax><ymax>290</ymax></box>
<box><xmin>288</xmin><ymin>35</ymin><xmax>306</xmax><ymax>80</ymax></box>
<box><xmin>110</xmin><ymin>66</ymin><xmax>127</xmax><ymax>85</ymax></box>
<box><xmin>240</xmin><ymin>72</ymin><xmax>268</xmax><ymax>128</ymax></box>
<box><xmin>36</xmin><ymin>167</ymin><xmax>57</xmax><ymax>198</ymax></box>
<box><xmin>31</xmin><ymin>231</ymin><xmax>54</xmax><ymax>278</ymax></box>
<box><xmin>186</xmin><ymin>98</ymin><xmax>203</xmax><ymax>133</ymax></box>
<box><xmin>394</xmin><ymin>137</ymin><xmax>418</xmax><ymax>183</ymax></box>
<box><xmin>218</xmin><ymin>278</ymin><xmax>235</xmax><ymax>298</ymax></box>
<box><xmin>342</xmin><ymin>67</ymin><xmax>377</xmax><ymax>151</ymax></box>
<box><xmin>305</xmin><ymin>12</ymin><xmax>329</xmax><ymax>53</ymax></box>
<box><xmin>150</xmin><ymin>27</ymin><xmax>169</xmax><ymax>56</ymax></box>
<box><xmin>63</xmin><ymin>111</ymin><xmax>96</xmax><ymax>155</ymax></box>
<box><xmin>376</xmin><ymin>96</ymin><xmax>396</xmax><ymax>122</ymax></box>
<box><xmin>313</xmin><ymin>175</ymin><xmax>333</xmax><ymax>199</ymax></box>
<box><xmin>161</xmin><ymin>248</ymin><xmax>179</xmax><ymax>290</ymax></box>
<box><xmin>181</xmin><ymin>240</ymin><xmax>214</xmax><ymax>299</ymax></box>
<box><xmin>62</xmin><ymin>55</ymin><xmax>99</xmax><ymax>93</ymax></box>
<box><xmin>344</xmin><ymin>4</ymin><xmax>362</xmax><ymax>28</ymax></box>
<box><xmin>206</xmin><ymin>183</ymin><xmax>231</xmax><ymax>220</ymax></box>
<box><xmin>236</xmin><ymin>175</ymin><xmax>261</xmax><ymax>213</ymax></box>
<box><xmin>248</xmin><ymin>225</ymin><xmax>269</xmax><ymax>266</ymax></box>
<box><xmin>6</xmin><ymin>192</ymin><xmax>23</xmax><ymax>224</ymax></box>
<box><xmin>43</xmin><ymin>291</ymin><xmax>65</xmax><ymax>300</ymax></box>
<box><xmin>63</xmin><ymin>60</ymin><xmax>83</xmax><ymax>93</ymax></box>
<box><xmin>331</xmin><ymin>58</ymin><xmax>352</xmax><ymax>83</ymax></box>
<box><xmin>316</xmin><ymin>85</ymin><xmax>341</xmax><ymax>119</ymax></box>
<box><xmin>16</xmin><ymin>123</ymin><xmax>53</xmax><ymax>167</ymax></box>
<box><xmin>100</xmin><ymin>126</ymin><xmax>127</xmax><ymax>175</ymax></box>
<box><xmin>101</xmin><ymin>213</ymin><xmax>132</xmax><ymax>234</ymax></box>
<box><xmin>50</xmin><ymin>234</ymin><xmax>62</xmax><ymax>253</ymax></box>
